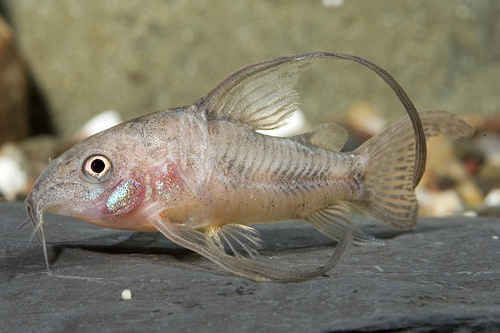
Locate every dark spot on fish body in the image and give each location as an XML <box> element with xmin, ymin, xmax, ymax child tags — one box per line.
<box><xmin>236</xmin><ymin>164</ymin><xmax>246</xmax><ymax>177</ymax></box>
<box><xmin>282</xmin><ymin>183</ymin><xmax>298</xmax><ymax>196</ymax></box>
<box><xmin>345</xmin><ymin>161</ymin><xmax>367</xmax><ymax>199</ymax></box>
<box><xmin>220</xmin><ymin>151</ymin><xmax>229</xmax><ymax>168</ymax></box>
<box><xmin>304</xmin><ymin>182</ymin><xmax>317</xmax><ymax>191</ymax></box>
<box><xmin>271</xmin><ymin>151</ymin><xmax>292</xmax><ymax>178</ymax></box>
<box><xmin>300</xmin><ymin>182</ymin><xmax>316</xmax><ymax>193</ymax></box>
<box><xmin>308</xmin><ymin>168</ymin><xmax>321</xmax><ymax>182</ymax></box>
<box><xmin>351</xmin><ymin>178</ymin><xmax>369</xmax><ymax>201</ymax></box>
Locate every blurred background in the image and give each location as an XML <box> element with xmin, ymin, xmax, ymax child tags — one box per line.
<box><xmin>0</xmin><ymin>0</ymin><xmax>499</xmax><ymax>216</ymax></box>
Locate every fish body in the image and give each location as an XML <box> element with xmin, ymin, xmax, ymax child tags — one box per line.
<box><xmin>44</xmin><ymin>110</ymin><xmax>361</xmax><ymax>228</ymax></box>
<box><xmin>25</xmin><ymin>53</ymin><xmax>474</xmax><ymax>281</ymax></box>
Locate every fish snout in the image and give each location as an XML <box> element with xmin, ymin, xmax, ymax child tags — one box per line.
<box><xmin>24</xmin><ymin>167</ymin><xmax>64</xmax><ymax>243</ymax></box>
<box><xmin>25</xmin><ymin>191</ymin><xmax>46</xmax><ymax>245</ymax></box>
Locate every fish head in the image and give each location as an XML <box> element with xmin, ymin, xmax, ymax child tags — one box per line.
<box><xmin>25</xmin><ymin>125</ymin><xmax>156</xmax><ymax>239</ymax></box>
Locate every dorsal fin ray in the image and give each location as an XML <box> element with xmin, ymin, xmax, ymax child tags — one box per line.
<box><xmin>194</xmin><ymin>52</ymin><xmax>426</xmax><ymax>188</ymax></box>
<box><xmin>195</xmin><ymin>58</ymin><xmax>310</xmax><ymax>131</ymax></box>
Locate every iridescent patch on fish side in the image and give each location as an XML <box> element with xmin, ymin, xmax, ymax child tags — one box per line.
<box><xmin>106</xmin><ymin>180</ymin><xmax>144</xmax><ymax>214</ymax></box>
<box><xmin>155</xmin><ymin>162</ymin><xmax>182</xmax><ymax>201</ymax></box>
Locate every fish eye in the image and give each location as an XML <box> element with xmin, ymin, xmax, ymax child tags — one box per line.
<box><xmin>83</xmin><ymin>155</ymin><xmax>112</xmax><ymax>182</ymax></box>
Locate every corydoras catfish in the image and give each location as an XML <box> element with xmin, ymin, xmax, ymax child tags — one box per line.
<box><xmin>25</xmin><ymin>52</ymin><xmax>474</xmax><ymax>282</ymax></box>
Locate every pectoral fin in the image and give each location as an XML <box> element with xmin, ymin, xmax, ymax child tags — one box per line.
<box><xmin>151</xmin><ymin>216</ymin><xmax>354</xmax><ymax>282</ymax></box>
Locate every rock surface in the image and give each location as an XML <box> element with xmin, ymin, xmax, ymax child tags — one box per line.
<box><xmin>2</xmin><ymin>0</ymin><xmax>500</xmax><ymax>136</ymax></box>
<box><xmin>1</xmin><ymin>202</ymin><xmax>499</xmax><ymax>332</ymax></box>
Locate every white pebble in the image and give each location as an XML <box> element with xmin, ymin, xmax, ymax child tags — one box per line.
<box><xmin>322</xmin><ymin>0</ymin><xmax>344</xmax><ymax>7</ymax></box>
<box><xmin>493</xmin><ymin>236</ymin><xmax>499</xmax><ymax>240</ymax></box>
<box><xmin>257</xmin><ymin>110</ymin><xmax>308</xmax><ymax>137</ymax></box>
<box><xmin>0</xmin><ymin>144</ymin><xmax>28</xmax><ymax>201</ymax></box>
<box><xmin>484</xmin><ymin>189</ymin><xmax>500</xmax><ymax>208</ymax></box>
<box><xmin>78</xmin><ymin>110</ymin><xmax>122</xmax><ymax>139</ymax></box>
<box><xmin>416</xmin><ymin>188</ymin><xmax>464</xmax><ymax>217</ymax></box>
<box><xmin>121</xmin><ymin>289</ymin><xmax>132</xmax><ymax>300</ymax></box>
<box><xmin>462</xmin><ymin>211</ymin><xmax>478</xmax><ymax>217</ymax></box>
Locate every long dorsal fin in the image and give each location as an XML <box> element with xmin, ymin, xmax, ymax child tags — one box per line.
<box><xmin>291</xmin><ymin>123</ymin><xmax>348</xmax><ymax>152</ymax></box>
<box><xmin>193</xmin><ymin>52</ymin><xmax>426</xmax><ymax>189</ymax></box>
<box><xmin>195</xmin><ymin>57</ymin><xmax>310</xmax><ymax>131</ymax></box>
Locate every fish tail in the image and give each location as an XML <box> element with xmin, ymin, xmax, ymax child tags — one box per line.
<box><xmin>352</xmin><ymin>110</ymin><xmax>474</xmax><ymax>229</ymax></box>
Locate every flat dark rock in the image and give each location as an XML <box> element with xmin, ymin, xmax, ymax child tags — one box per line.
<box><xmin>1</xmin><ymin>202</ymin><xmax>499</xmax><ymax>332</ymax></box>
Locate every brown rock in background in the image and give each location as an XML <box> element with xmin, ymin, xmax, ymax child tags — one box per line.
<box><xmin>0</xmin><ymin>15</ymin><xmax>29</xmax><ymax>144</ymax></box>
<box><xmin>2</xmin><ymin>1</ymin><xmax>500</xmax><ymax>137</ymax></box>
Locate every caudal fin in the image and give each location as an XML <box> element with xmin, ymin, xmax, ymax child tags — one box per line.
<box><xmin>353</xmin><ymin>110</ymin><xmax>474</xmax><ymax>230</ymax></box>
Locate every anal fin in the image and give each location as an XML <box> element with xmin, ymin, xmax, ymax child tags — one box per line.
<box><xmin>305</xmin><ymin>202</ymin><xmax>382</xmax><ymax>245</ymax></box>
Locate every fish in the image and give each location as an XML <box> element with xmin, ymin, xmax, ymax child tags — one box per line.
<box><xmin>24</xmin><ymin>52</ymin><xmax>474</xmax><ymax>282</ymax></box>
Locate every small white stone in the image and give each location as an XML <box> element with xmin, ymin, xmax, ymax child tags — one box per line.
<box><xmin>78</xmin><ymin>110</ymin><xmax>122</xmax><ymax>139</ymax></box>
<box><xmin>463</xmin><ymin>211</ymin><xmax>478</xmax><ymax>217</ymax></box>
<box><xmin>493</xmin><ymin>236</ymin><xmax>499</xmax><ymax>240</ymax></box>
<box><xmin>484</xmin><ymin>189</ymin><xmax>500</xmax><ymax>208</ymax></box>
<box><xmin>322</xmin><ymin>0</ymin><xmax>344</xmax><ymax>7</ymax></box>
<box><xmin>416</xmin><ymin>188</ymin><xmax>464</xmax><ymax>217</ymax></box>
<box><xmin>257</xmin><ymin>109</ymin><xmax>308</xmax><ymax>137</ymax></box>
<box><xmin>121</xmin><ymin>289</ymin><xmax>132</xmax><ymax>300</ymax></box>
<box><xmin>0</xmin><ymin>144</ymin><xmax>28</xmax><ymax>201</ymax></box>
